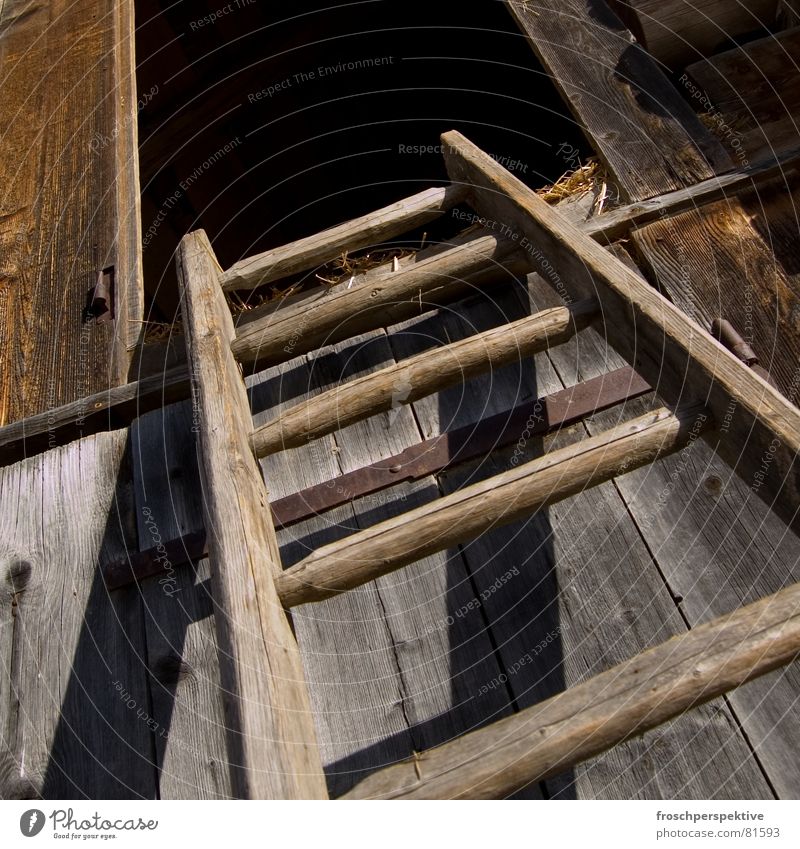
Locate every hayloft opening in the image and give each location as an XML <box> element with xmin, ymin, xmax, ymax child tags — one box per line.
<box><xmin>135</xmin><ymin>0</ymin><xmax>588</xmax><ymax>321</ymax></box>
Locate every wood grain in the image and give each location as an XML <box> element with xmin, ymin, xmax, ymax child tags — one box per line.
<box><xmin>441</xmin><ymin>130</ymin><xmax>800</xmax><ymax>534</ymax></box>
<box><xmin>630</xmin><ymin>186</ymin><xmax>800</xmax><ymax>399</ymax></box>
<box><xmin>255</xmin><ymin>331</ymin><xmax>514</xmax><ymax>796</ymax></box>
<box><xmin>609</xmin><ymin>1</ymin><xmax>779</xmax><ymax>71</ymax></box>
<box><xmin>397</xmin><ymin>280</ymin><xmax>770</xmax><ymax>799</ymax></box>
<box><xmin>344</xmin><ymin>579</ymin><xmax>800</xmax><ymax>799</ymax></box>
<box><xmin>251</xmin><ymin>299</ymin><xmax>597</xmax><ymax>457</ymax></box>
<box><xmin>177</xmin><ymin>230</ymin><xmax>326</xmax><ymax>799</ymax></box>
<box><xmin>221</xmin><ymin>185</ymin><xmax>468</xmax><ymax>291</ymax></box>
<box><xmin>131</xmin><ymin>402</ymin><xmax>233</xmax><ymax>799</ymax></box>
<box><xmin>687</xmin><ymin>27</ymin><xmax>800</xmax><ymax>167</ymax></box>
<box><xmin>0</xmin><ymin>433</ymin><xmax>156</xmax><ymax>798</ymax></box>
<box><xmin>505</xmin><ymin>0</ymin><xmax>731</xmax><ymax>202</ymax></box>
<box><xmin>0</xmin><ymin>0</ymin><xmax>142</xmax><ymax>424</ymax></box>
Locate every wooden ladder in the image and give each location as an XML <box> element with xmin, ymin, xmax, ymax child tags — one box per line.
<box><xmin>177</xmin><ymin>131</ymin><xmax>800</xmax><ymax>799</ymax></box>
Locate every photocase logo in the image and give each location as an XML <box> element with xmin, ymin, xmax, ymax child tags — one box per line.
<box><xmin>19</xmin><ymin>810</ymin><xmax>46</xmax><ymax>837</ymax></box>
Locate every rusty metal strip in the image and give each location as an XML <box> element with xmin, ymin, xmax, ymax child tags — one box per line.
<box><xmin>103</xmin><ymin>366</ymin><xmax>651</xmax><ymax>591</ymax></box>
<box><xmin>270</xmin><ymin>365</ymin><xmax>651</xmax><ymax>528</ymax></box>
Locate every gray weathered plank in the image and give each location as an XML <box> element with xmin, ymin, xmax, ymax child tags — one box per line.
<box><xmin>394</xmin><ymin>285</ymin><xmax>770</xmax><ymax>799</ymax></box>
<box><xmin>442</xmin><ymin>130</ymin><xmax>800</xmax><ymax>535</ymax></box>
<box><xmin>251</xmin><ymin>333</ymin><xmax>514</xmax><ymax>796</ymax></box>
<box><xmin>131</xmin><ymin>402</ymin><xmax>233</xmax><ymax>799</ymax></box>
<box><xmin>505</xmin><ymin>0</ymin><xmax>731</xmax><ymax>202</ymax></box>
<box><xmin>344</xmin><ymin>578</ymin><xmax>800</xmax><ymax>799</ymax></box>
<box><xmin>539</xmin><ymin>271</ymin><xmax>800</xmax><ymax>796</ymax></box>
<box><xmin>251</xmin><ymin>299</ymin><xmax>597</xmax><ymax>457</ymax></box>
<box><xmin>0</xmin><ymin>434</ymin><xmax>156</xmax><ymax>798</ymax></box>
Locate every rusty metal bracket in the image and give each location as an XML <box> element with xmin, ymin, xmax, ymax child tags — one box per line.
<box><xmin>711</xmin><ymin>317</ymin><xmax>780</xmax><ymax>390</ymax></box>
<box><xmin>103</xmin><ymin>366</ymin><xmax>651</xmax><ymax>591</ymax></box>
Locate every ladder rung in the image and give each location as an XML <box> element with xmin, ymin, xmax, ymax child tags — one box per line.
<box><xmin>441</xmin><ymin>130</ymin><xmax>800</xmax><ymax>534</ymax></box>
<box><xmin>221</xmin><ymin>185</ymin><xmax>468</xmax><ymax>292</ymax></box>
<box><xmin>251</xmin><ymin>298</ymin><xmax>599</xmax><ymax>457</ymax></box>
<box><xmin>231</xmin><ymin>228</ymin><xmax>523</xmax><ymax>368</ymax></box>
<box><xmin>274</xmin><ymin>403</ymin><xmax>711</xmax><ymax>608</ymax></box>
<box><xmin>343</xmin><ymin>579</ymin><xmax>800</xmax><ymax>799</ymax></box>
<box><xmin>100</xmin><ymin>367</ymin><xmax>649</xmax><ymax>591</ymax></box>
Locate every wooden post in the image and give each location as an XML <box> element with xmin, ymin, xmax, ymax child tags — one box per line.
<box><xmin>177</xmin><ymin>230</ymin><xmax>327</xmax><ymax>799</ymax></box>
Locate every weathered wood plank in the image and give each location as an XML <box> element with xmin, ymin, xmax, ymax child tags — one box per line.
<box><xmin>344</xmin><ymin>578</ymin><xmax>800</xmax><ymax>799</ymax></box>
<box><xmin>231</xmin><ymin>230</ymin><xmax>523</xmax><ymax>368</ymax></box>
<box><xmin>524</xmin><ymin>264</ymin><xmax>781</xmax><ymax>797</ymax></box>
<box><xmin>629</xmin><ymin>180</ymin><xmax>800</xmax><ymax>399</ymax></box>
<box><xmin>0</xmin><ymin>0</ymin><xmax>142</xmax><ymax>424</ymax></box>
<box><xmin>275</xmin><ymin>403</ymin><xmax>711</xmax><ymax>608</ymax></box>
<box><xmin>176</xmin><ymin>230</ymin><xmax>326</xmax><ymax>799</ymax></box>
<box><xmin>251</xmin><ymin>299</ymin><xmax>597</xmax><ymax>457</ymax></box>
<box><xmin>397</xmin><ymin>284</ymin><xmax>770</xmax><ymax>799</ymax></box>
<box><xmin>583</xmin><ymin>146</ymin><xmax>800</xmax><ymax>244</ymax></box>
<box><xmin>0</xmin><ymin>365</ymin><xmax>189</xmax><ymax>469</ymax></box>
<box><xmin>252</xmin><ymin>333</ymin><xmax>512</xmax><ymax>797</ymax></box>
<box><xmin>539</xmin><ymin>259</ymin><xmax>800</xmax><ymax>795</ymax></box>
<box><xmin>609</xmin><ymin>0</ymin><xmax>779</xmax><ymax>71</ymax></box>
<box><xmin>0</xmin><ymin>434</ymin><xmax>156</xmax><ymax>798</ymax></box>
<box><xmin>131</xmin><ymin>402</ymin><xmax>233</xmax><ymax>799</ymax></box>
<box><xmin>441</xmin><ymin>130</ymin><xmax>800</xmax><ymax>533</ymax></box>
<box><xmin>686</xmin><ymin>27</ymin><xmax>800</xmax><ymax>167</ymax></box>
<box><xmin>221</xmin><ymin>185</ymin><xmax>468</xmax><ymax>291</ymax></box>
<box><xmin>504</xmin><ymin>0</ymin><xmax>731</xmax><ymax>202</ymax></box>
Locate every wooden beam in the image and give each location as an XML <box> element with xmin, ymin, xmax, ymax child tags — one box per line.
<box><xmin>275</xmin><ymin>404</ymin><xmax>711</xmax><ymax>608</ymax></box>
<box><xmin>177</xmin><ymin>230</ymin><xmax>327</xmax><ymax>799</ymax></box>
<box><xmin>504</xmin><ymin>0</ymin><xmax>731</xmax><ymax>202</ymax></box>
<box><xmin>583</xmin><ymin>146</ymin><xmax>800</xmax><ymax>244</ymax></box>
<box><xmin>609</xmin><ymin>0</ymin><xmax>779</xmax><ymax>71</ymax></box>
<box><xmin>220</xmin><ymin>185</ymin><xmax>468</xmax><ymax>291</ymax></box>
<box><xmin>0</xmin><ymin>0</ymin><xmax>143</xmax><ymax>423</ymax></box>
<box><xmin>251</xmin><ymin>299</ymin><xmax>598</xmax><ymax>457</ymax></box>
<box><xmin>343</xmin><ymin>578</ymin><xmax>800</xmax><ymax>798</ymax></box>
<box><xmin>441</xmin><ymin>130</ymin><xmax>800</xmax><ymax>532</ymax></box>
<box><xmin>231</xmin><ymin>229</ymin><xmax>524</xmax><ymax>368</ymax></box>
<box><xmin>0</xmin><ymin>365</ymin><xmax>189</xmax><ymax>468</ymax></box>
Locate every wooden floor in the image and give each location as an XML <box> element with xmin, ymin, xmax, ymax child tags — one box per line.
<box><xmin>2</xmin><ymin>258</ymin><xmax>797</xmax><ymax>798</ymax></box>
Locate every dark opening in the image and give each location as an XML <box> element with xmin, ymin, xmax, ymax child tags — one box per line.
<box><xmin>135</xmin><ymin>0</ymin><xmax>589</xmax><ymax>321</ymax></box>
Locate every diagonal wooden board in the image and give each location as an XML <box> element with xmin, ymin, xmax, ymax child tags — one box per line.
<box><xmin>440</xmin><ymin>130</ymin><xmax>800</xmax><ymax>535</ymax></box>
<box><xmin>504</xmin><ymin>0</ymin><xmax>731</xmax><ymax>202</ymax></box>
